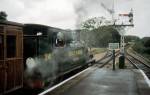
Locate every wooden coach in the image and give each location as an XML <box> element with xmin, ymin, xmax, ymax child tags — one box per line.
<box><xmin>0</xmin><ymin>21</ymin><xmax>23</xmax><ymax>94</ymax></box>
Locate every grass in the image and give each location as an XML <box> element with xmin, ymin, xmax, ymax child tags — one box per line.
<box><xmin>90</xmin><ymin>48</ymin><xmax>107</xmax><ymax>54</ymax></box>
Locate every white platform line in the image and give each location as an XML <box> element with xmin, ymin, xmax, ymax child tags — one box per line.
<box><xmin>139</xmin><ymin>69</ymin><xmax>150</xmax><ymax>87</ymax></box>
<box><xmin>38</xmin><ymin>67</ymin><xmax>91</xmax><ymax>95</ymax></box>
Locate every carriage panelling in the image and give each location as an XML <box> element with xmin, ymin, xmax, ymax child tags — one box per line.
<box><xmin>0</xmin><ymin>26</ymin><xmax>5</xmax><ymax>94</ymax></box>
<box><xmin>15</xmin><ymin>59</ymin><xmax>23</xmax><ymax>86</ymax></box>
<box><xmin>0</xmin><ymin>23</ymin><xmax>23</xmax><ymax>94</ymax></box>
<box><xmin>5</xmin><ymin>59</ymin><xmax>15</xmax><ymax>91</ymax></box>
<box><xmin>0</xmin><ymin>60</ymin><xmax>5</xmax><ymax>94</ymax></box>
<box><xmin>5</xmin><ymin>59</ymin><xmax>23</xmax><ymax>92</ymax></box>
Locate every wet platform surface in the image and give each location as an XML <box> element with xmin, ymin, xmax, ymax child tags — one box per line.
<box><xmin>45</xmin><ymin>68</ymin><xmax>150</xmax><ymax>95</ymax></box>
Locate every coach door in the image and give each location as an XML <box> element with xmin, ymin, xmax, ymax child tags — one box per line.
<box><xmin>5</xmin><ymin>26</ymin><xmax>23</xmax><ymax>94</ymax></box>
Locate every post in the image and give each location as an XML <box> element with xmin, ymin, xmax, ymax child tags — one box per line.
<box><xmin>119</xmin><ymin>54</ymin><xmax>125</xmax><ymax>69</ymax></box>
<box><xmin>112</xmin><ymin>50</ymin><xmax>115</xmax><ymax>70</ymax></box>
<box><xmin>120</xmin><ymin>35</ymin><xmax>125</xmax><ymax>54</ymax></box>
<box><xmin>119</xmin><ymin>35</ymin><xmax>125</xmax><ymax>69</ymax></box>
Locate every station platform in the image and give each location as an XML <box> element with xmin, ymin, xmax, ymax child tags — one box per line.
<box><xmin>40</xmin><ymin>68</ymin><xmax>150</xmax><ymax>95</ymax></box>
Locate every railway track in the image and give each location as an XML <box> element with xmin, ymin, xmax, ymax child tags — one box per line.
<box><xmin>96</xmin><ymin>51</ymin><xmax>111</xmax><ymax>63</ymax></box>
<box><xmin>132</xmin><ymin>50</ymin><xmax>150</xmax><ymax>63</ymax></box>
<box><xmin>126</xmin><ymin>53</ymin><xmax>150</xmax><ymax>79</ymax></box>
<box><xmin>96</xmin><ymin>50</ymin><xmax>120</xmax><ymax>68</ymax></box>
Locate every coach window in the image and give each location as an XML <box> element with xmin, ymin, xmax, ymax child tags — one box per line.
<box><xmin>6</xmin><ymin>36</ymin><xmax>16</xmax><ymax>58</ymax></box>
<box><xmin>0</xmin><ymin>35</ymin><xmax>4</xmax><ymax>60</ymax></box>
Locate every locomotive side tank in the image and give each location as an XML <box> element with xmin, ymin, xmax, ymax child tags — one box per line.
<box><xmin>23</xmin><ymin>24</ymin><xmax>90</xmax><ymax>88</ymax></box>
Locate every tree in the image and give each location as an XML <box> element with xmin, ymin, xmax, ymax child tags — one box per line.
<box><xmin>81</xmin><ymin>17</ymin><xmax>106</xmax><ymax>30</ymax></box>
<box><xmin>142</xmin><ymin>37</ymin><xmax>150</xmax><ymax>47</ymax></box>
<box><xmin>0</xmin><ymin>11</ymin><xmax>7</xmax><ymax>21</ymax></box>
<box><xmin>92</xmin><ymin>26</ymin><xmax>120</xmax><ymax>47</ymax></box>
<box><xmin>124</xmin><ymin>35</ymin><xmax>140</xmax><ymax>43</ymax></box>
<box><xmin>80</xmin><ymin>17</ymin><xmax>120</xmax><ymax>48</ymax></box>
<box><xmin>80</xmin><ymin>25</ymin><xmax>120</xmax><ymax>48</ymax></box>
<box><xmin>132</xmin><ymin>37</ymin><xmax>150</xmax><ymax>54</ymax></box>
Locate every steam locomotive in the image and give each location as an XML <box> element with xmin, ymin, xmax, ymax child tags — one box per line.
<box><xmin>0</xmin><ymin>21</ymin><xmax>93</xmax><ymax>94</ymax></box>
<box><xmin>23</xmin><ymin>24</ymin><xmax>92</xmax><ymax>88</ymax></box>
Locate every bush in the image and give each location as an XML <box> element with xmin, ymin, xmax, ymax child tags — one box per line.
<box><xmin>133</xmin><ymin>40</ymin><xmax>150</xmax><ymax>54</ymax></box>
<box><xmin>143</xmin><ymin>47</ymin><xmax>150</xmax><ymax>54</ymax></box>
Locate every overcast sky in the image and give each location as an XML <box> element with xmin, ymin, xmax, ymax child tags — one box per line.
<box><xmin>0</xmin><ymin>0</ymin><xmax>149</xmax><ymax>37</ymax></box>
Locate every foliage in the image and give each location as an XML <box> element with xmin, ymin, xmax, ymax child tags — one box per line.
<box><xmin>90</xmin><ymin>48</ymin><xmax>107</xmax><ymax>54</ymax></box>
<box><xmin>124</xmin><ymin>35</ymin><xmax>140</xmax><ymax>43</ymax></box>
<box><xmin>0</xmin><ymin>11</ymin><xmax>7</xmax><ymax>21</ymax></box>
<box><xmin>133</xmin><ymin>37</ymin><xmax>150</xmax><ymax>54</ymax></box>
<box><xmin>132</xmin><ymin>41</ymin><xmax>144</xmax><ymax>53</ymax></box>
<box><xmin>141</xmin><ymin>37</ymin><xmax>150</xmax><ymax>47</ymax></box>
<box><xmin>80</xmin><ymin>26</ymin><xmax>120</xmax><ymax>47</ymax></box>
<box><xmin>80</xmin><ymin>17</ymin><xmax>121</xmax><ymax>48</ymax></box>
<box><xmin>81</xmin><ymin>16</ymin><xmax>112</xmax><ymax>30</ymax></box>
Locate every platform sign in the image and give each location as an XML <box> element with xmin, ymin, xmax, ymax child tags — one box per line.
<box><xmin>109</xmin><ymin>43</ymin><xmax>120</xmax><ymax>50</ymax></box>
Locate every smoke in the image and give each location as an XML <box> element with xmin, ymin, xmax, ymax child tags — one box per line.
<box><xmin>25</xmin><ymin>48</ymin><xmax>73</xmax><ymax>82</ymax></box>
<box><xmin>74</xmin><ymin>0</ymin><xmax>113</xmax><ymax>28</ymax></box>
<box><xmin>24</xmin><ymin>30</ymin><xmax>87</xmax><ymax>86</ymax></box>
<box><xmin>25</xmin><ymin>56</ymin><xmax>57</xmax><ymax>80</ymax></box>
<box><xmin>74</xmin><ymin>1</ymin><xmax>87</xmax><ymax>28</ymax></box>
